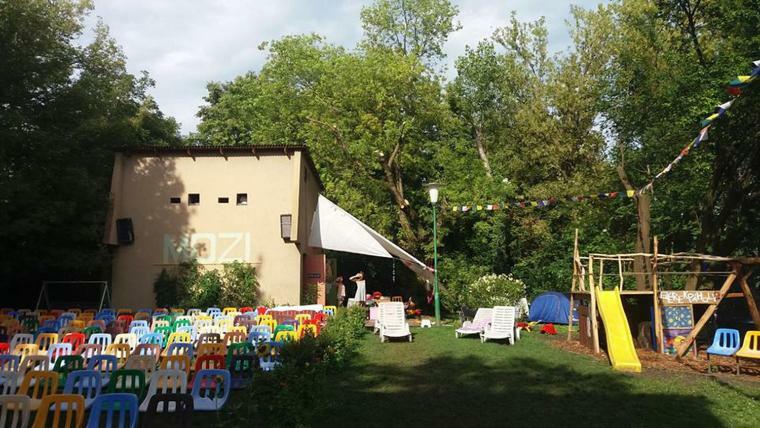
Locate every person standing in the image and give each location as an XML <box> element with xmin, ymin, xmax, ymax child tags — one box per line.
<box><xmin>335</xmin><ymin>276</ymin><xmax>347</xmax><ymax>307</ymax></box>
<box><xmin>350</xmin><ymin>271</ymin><xmax>366</xmax><ymax>303</ymax></box>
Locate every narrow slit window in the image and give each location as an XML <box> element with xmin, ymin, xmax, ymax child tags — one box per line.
<box><xmin>218</xmin><ymin>197</ymin><xmax>229</xmax><ymax>204</ymax></box>
<box><xmin>189</xmin><ymin>193</ymin><xmax>200</xmax><ymax>205</ymax></box>
<box><xmin>236</xmin><ymin>193</ymin><xmax>248</xmax><ymax>205</ymax></box>
<box><xmin>170</xmin><ymin>197</ymin><xmax>181</xmax><ymax>204</ymax></box>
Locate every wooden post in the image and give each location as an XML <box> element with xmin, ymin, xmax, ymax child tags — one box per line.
<box><xmin>737</xmin><ymin>268</ymin><xmax>760</xmax><ymax>329</ymax></box>
<box><xmin>568</xmin><ymin>230</ymin><xmax>578</xmax><ymax>341</ymax></box>
<box><xmin>652</xmin><ymin>237</ymin><xmax>662</xmax><ymax>353</ymax></box>
<box><xmin>676</xmin><ymin>268</ymin><xmax>738</xmax><ymax>358</ymax></box>
<box><xmin>589</xmin><ymin>256</ymin><xmax>600</xmax><ymax>354</ymax></box>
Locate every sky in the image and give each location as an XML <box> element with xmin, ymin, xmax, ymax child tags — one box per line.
<box><xmin>83</xmin><ymin>1</ymin><xmax>608</xmax><ymax>134</ymax></box>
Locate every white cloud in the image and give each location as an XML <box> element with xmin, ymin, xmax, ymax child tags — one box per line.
<box><xmin>83</xmin><ymin>0</ymin><xmax>607</xmax><ymax>134</ymax></box>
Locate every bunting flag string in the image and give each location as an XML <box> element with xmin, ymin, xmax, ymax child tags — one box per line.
<box><xmin>637</xmin><ymin>59</ymin><xmax>759</xmax><ymax>195</ymax></box>
<box><xmin>448</xmin><ymin>190</ymin><xmax>636</xmax><ymax>213</ymax></box>
<box><xmin>449</xmin><ymin>60</ymin><xmax>759</xmax><ymax>214</ymax></box>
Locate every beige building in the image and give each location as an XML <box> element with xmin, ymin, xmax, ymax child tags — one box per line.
<box><xmin>103</xmin><ymin>145</ymin><xmax>325</xmax><ymax>309</ymax></box>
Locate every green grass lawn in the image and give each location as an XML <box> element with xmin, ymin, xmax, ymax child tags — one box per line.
<box><xmin>323</xmin><ymin>326</ymin><xmax>760</xmax><ymax>428</ymax></box>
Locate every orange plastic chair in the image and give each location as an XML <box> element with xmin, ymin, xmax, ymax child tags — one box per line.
<box><xmin>223</xmin><ymin>331</ymin><xmax>247</xmax><ymax>346</ymax></box>
<box><xmin>70</xmin><ymin>320</ymin><xmax>85</xmax><ymax>329</ymax></box>
<box><xmin>18</xmin><ymin>370</ymin><xmax>59</xmax><ymax>410</ymax></box>
<box><xmin>31</xmin><ymin>394</ymin><xmax>85</xmax><ymax>428</ymax></box>
<box><xmin>106</xmin><ymin>343</ymin><xmax>132</xmax><ymax>367</ymax></box>
<box><xmin>160</xmin><ymin>354</ymin><xmax>191</xmax><ymax>376</ymax></box>
<box><xmin>13</xmin><ymin>344</ymin><xmax>39</xmax><ymax>358</ymax></box>
<box><xmin>197</xmin><ymin>343</ymin><xmax>227</xmax><ymax>358</ymax></box>
<box><xmin>736</xmin><ymin>330</ymin><xmax>760</xmax><ymax>375</ymax></box>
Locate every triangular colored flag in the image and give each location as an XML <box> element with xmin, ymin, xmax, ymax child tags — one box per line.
<box><xmin>626</xmin><ymin>190</ymin><xmax>635</xmax><ymax>198</ymax></box>
<box><xmin>609</xmin><ymin>192</ymin><xmax>618</xmax><ymax>199</ymax></box>
<box><xmin>452</xmin><ymin>207</ymin><xmax>459</xmax><ymax>212</ymax></box>
<box><xmin>693</xmin><ymin>126</ymin><xmax>710</xmax><ymax>148</ymax></box>
<box><xmin>476</xmin><ymin>205</ymin><xmax>483</xmax><ymax>211</ymax></box>
<box><xmin>485</xmin><ymin>204</ymin><xmax>493</xmax><ymax>211</ymax></box>
<box><xmin>530</xmin><ymin>201</ymin><xmax>538</xmax><ymax>207</ymax></box>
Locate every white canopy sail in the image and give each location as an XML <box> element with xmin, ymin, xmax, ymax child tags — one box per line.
<box><xmin>308</xmin><ymin>195</ymin><xmax>433</xmax><ymax>280</ymax></box>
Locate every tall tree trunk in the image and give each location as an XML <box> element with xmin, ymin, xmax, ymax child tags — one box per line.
<box><xmin>617</xmin><ymin>164</ymin><xmax>652</xmax><ymax>290</ymax></box>
<box><xmin>474</xmin><ymin>126</ymin><xmax>492</xmax><ymax>177</ymax></box>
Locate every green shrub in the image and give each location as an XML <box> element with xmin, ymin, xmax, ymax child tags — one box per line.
<box><xmin>152</xmin><ymin>259</ymin><xmax>259</xmax><ymax>308</ymax></box>
<box><xmin>300</xmin><ymin>283</ymin><xmax>318</xmax><ymax>305</ymax></box>
<box><xmin>220</xmin><ymin>261</ymin><xmax>260</xmax><ymax>307</ymax></box>
<box><xmin>461</xmin><ymin>273</ymin><xmax>526</xmax><ymax>308</ymax></box>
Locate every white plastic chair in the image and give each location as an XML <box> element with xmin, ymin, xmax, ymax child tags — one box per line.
<box><xmin>378</xmin><ymin>302</ymin><xmax>412</xmax><ymax>342</ymax></box>
<box><xmin>0</xmin><ymin>394</ymin><xmax>31</xmax><ymax>428</ymax></box>
<box><xmin>480</xmin><ymin>306</ymin><xmax>516</xmax><ymax>345</ymax></box>
<box><xmin>455</xmin><ymin>308</ymin><xmax>493</xmax><ymax>338</ymax></box>
<box><xmin>9</xmin><ymin>334</ymin><xmax>33</xmax><ymax>351</ymax></box>
<box><xmin>46</xmin><ymin>343</ymin><xmax>73</xmax><ymax>363</ymax></box>
<box><xmin>88</xmin><ymin>333</ymin><xmax>112</xmax><ymax>348</ymax></box>
<box><xmin>139</xmin><ymin>369</ymin><xmax>188</xmax><ymax>412</ymax></box>
<box><xmin>114</xmin><ymin>333</ymin><xmax>138</xmax><ymax>352</ymax></box>
<box><xmin>191</xmin><ymin>369</ymin><xmax>231</xmax><ymax>411</ymax></box>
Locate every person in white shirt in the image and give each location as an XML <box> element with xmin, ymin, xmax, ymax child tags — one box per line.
<box><xmin>350</xmin><ymin>271</ymin><xmax>366</xmax><ymax>303</ymax></box>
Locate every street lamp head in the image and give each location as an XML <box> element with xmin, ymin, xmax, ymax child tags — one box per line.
<box><xmin>425</xmin><ymin>182</ymin><xmax>440</xmax><ymax>204</ymax></box>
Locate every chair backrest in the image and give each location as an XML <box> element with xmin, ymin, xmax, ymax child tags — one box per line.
<box><xmin>53</xmin><ymin>355</ymin><xmax>85</xmax><ymax>376</ymax></box>
<box><xmin>248</xmin><ymin>327</ymin><xmax>271</xmax><ymax>345</ymax></box>
<box><xmin>47</xmin><ymin>343</ymin><xmax>73</xmax><ymax>363</ymax></box>
<box><xmin>106</xmin><ymin>369</ymin><xmax>146</xmax><ymax>400</ymax></box>
<box><xmin>223</xmin><ymin>331</ymin><xmax>247</xmax><ymax>346</ymax></box>
<box><xmin>62</xmin><ymin>332</ymin><xmax>86</xmax><ymax>350</ymax></box>
<box><xmin>228</xmin><ymin>355</ymin><xmax>255</xmax><ymax>386</ymax></box>
<box><xmin>114</xmin><ymin>333</ymin><xmax>138</xmax><ymax>351</ymax></box>
<box><xmin>711</xmin><ymin>328</ymin><xmax>741</xmax><ymax>351</ymax></box>
<box><xmin>19</xmin><ymin>370</ymin><xmax>58</xmax><ymax>400</ymax></box>
<box><xmin>139</xmin><ymin>333</ymin><xmax>164</xmax><ymax>347</ymax></box>
<box><xmin>75</xmin><ymin>343</ymin><xmax>103</xmax><ymax>361</ymax></box>
<box><xmin>13</xmin><ymin>343</ymin><xmax>39</xmax><ymax>358</ymax></box>
<box><xmin>197</xmin><ymin>342</ymin><xmax>227</xmax><ymax>357</ymax></box>
<box><xmin>490</xmin><ymin>306</ymin><xmax>516</xmax><ymax>333</ymax></box>
<box><xmin>196</xmin><ymin>333</ymin><xmax>221</xmax><ymax>347</ymax></box>
<box><xmin>0</xmin><ymin>354</ymin><xmax>20</xmax><ymax>372</ymax></box>
<box><xmin>166</xmin><ymin>332</ymin><xmax>192</xmax><ymax>346</ymax></box>
<box><xmin>89</xmin><ymin>333</ymin><xmax>112</xmax><ymax>347</ymax></box>
<box><xmin>106</xmin><ymin>343</ymin><xmax>132</xmax><ymax>366</ymax></box>
<box><xmin>0</xmin><ymin>394</ymin><xmax>31</xmax><ymax>428</ymax></box>
<box><xmin>191</xmin><ymin>369</ymin><xmax>231</xmax><ymax>406</ymax></box>
<box><xmin>166</xmin><ymin>342</ymin><xmax>194</xmax><ymax>359</ymax></box>
<box><xmin>297</xmin><ymin>324</ymin><xmax>318</xmax><ymax>339</ymax></box>
<box><xmin>740</xmin><ymin>330</ymin><xmax>760</xmax><ymax>353</ymax></box>
<box><xmin>132</xmin><ymin>344</ymin><xmax>161</xmax><ymax>361</ymax></box>
<box><xmin>20</xmin><ymin>354</ymin><xmax>50</xmax><ymax>372</ymax></box>
<box><xmin>206</xmin><ymin>308</ymin><xmax>221</xmax><ymax>317</ymax></box>
<box><xmin>144</xmin><ymin>393</ymin><xmax>193</xmax><ymax>427</ymax></box>
<box><xmin>10</xmin><ymin>334</ymin><xmax>34</xmax><ymax>351</ymax></box>
<box><xmin>186</xmin><ymin>309</ymin><xmax>201</xmax><ymax>317</ymax></box>
<box><xmin>148</xmin><ymin>369</ymin><xmax>187</xmax><ymax>395</ymax></box>
<box><xmin>274</xmin><ymin>330</ymin><xmax>297</xmax><ymax>343</ymax></box>
<box><xmin>34</xmin><ymin>333</ymin><xmax>59</xmax><ymax>351</ymax></box>
<box><xmin>87</xmin><ymin>354</ymin><xmax>118</xmax><ymax>378</ymax></box>
<box><xmin>63</xmin><ymin>369</ymin><xmax>102</xmax><ymax>401</ymax></box>
<box><xmin>472</xmin><ymin>308</ymin><xmax>494</xmax><ymax>327</ymax></box>
<box><xmin>160</xmin><ymin>355</ymin><xmax>191</xmax><ymax>375</ymax></box>
<box><xmin>195</xmin><ymin>354</ymin><xmax>225</xmax><ymax>371</ymax></box>
<box><xmin>129</xmin><ymin>320</ymin><xmax>149</xmax><ymax>330</ymax></box>
<box><xmin>124</xmin><ymin>355</ymin><xmax>156</xmax><ymax>381</ymax></box>
<box><xmin>86</xmin><ymin>393</ymin><xmax>138</xmax><ymax>428</ymax></box>
<box><xmin>379</xmin><ymin>302</ymin><xmax>406</xmax><ymax>327</ymax></box>
<box><xmin>31</xmin><ymin>393</ymin><xmax>85</xmax><ymax>428</ymax></box>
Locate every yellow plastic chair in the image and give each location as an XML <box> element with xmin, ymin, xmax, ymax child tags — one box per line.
<box><xmin>297</xmin><ymin>324</ymin><xmax>318</xmax><ymax>339</ymax></box>
<box><xmin>295</xmin><ymin>314</ymin><xmax>311</xmax><ymax>324</ymax></box>
<box><xmin>31</xmin><ymin>394</ymin><xmax>85</xmax><ymax>428</ymax></box>
<box><xmin>34</xmin><ymin>333</ymin><xmax>59</xmax><ymax>353</ymax></box>
<box><xmin>194</xmin><ymin>315</ymin><xmax>212</xmax><ymax>322</ymax></box>
<box><xmin>255</xmin><ymin>314</ymin><xmax>273</xmax><ymax>325</ymax></box>
<box><xmin>223</xmin><ymin>331</ymin><xmax>247</xmax><ymax>346</ymax></box>
<box><xmin>20</xmin><ymin>355</ymin><xmax>50</xmax><ymax>373</ymax></box>
<box><xmin>324</xmin><ymin>305</ymin><xmax>337</xmax><ymax>315</ymax></box>
<box><xmin>14</xmin><ymin>344</ymin><xmax>39</xmax><ymax>358</ymax></box>
<box><xmin>166</xmin><ymin>332</ymin><xmax>192</xmax><ymax>346</ymax></box>
<box><xmin>106</xmin><ymin>343</ymin><xmax>132</xmax><ymax>367</ymax></box>
<box><xmin>134</xmin><ymin>311</ymin><xmax>151</xmax><ymax>321</ymax></box>
<box><xmin>70</xmin><ymin>320</ymin><xmax>85</xmax><ymax>329</ymax></box>
<box><xmin>222</xmin><ymin>307</ymin><xmax>238</xmax><ymax>316</ymax></box>
<box><xmin>18</xmin><ymin>370</ymin><xmax>58</xmax><ymax>411</ymax></box>
<box><xmin>230</xmin><ymin>325</ymin><xmax>248</xmax><ymax>335</ymax></box>
<box><xmin>274</xmin><ymin>331</ymin><xmax>297</xmax><ymax>343</ymax></box>
<box><xmin>160</xmin><ymin>354</ymin><xmax>191</xmax><ymax>376</ymax></box>
<box><xmin>0</xmin><ymin>395</ymin><xmax>31</xmax><ymax>427</ymax></box>
<box><xmin>196</xmin><ymin>343</ymin><xmax>227</xmax><ymax>358</ymax></box>
<box><xmin>736</xmin><ymin>330</ymin><xmax>760</xmax><ymax>375</ymax></box>
<box><xmin>77</xmin><ymin>313</ymin><xmax>94</xmax><ymax>323</ymax></box>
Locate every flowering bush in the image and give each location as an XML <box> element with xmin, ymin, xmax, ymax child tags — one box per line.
<box><xmin>461</xmin><ymin>273</ymin><xmax>526</xmax><ymax>309</ymax></box>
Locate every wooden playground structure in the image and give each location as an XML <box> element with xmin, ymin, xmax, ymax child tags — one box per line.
<box><xmin>569</xmin><ymin>231</ymin><xmax>760</xmax><ymax>363</ymax></box>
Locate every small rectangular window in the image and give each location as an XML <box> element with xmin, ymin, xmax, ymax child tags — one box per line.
<box><xmin>218</xmin><ymin>197</ymin><xmax>229</xmax><ymax>204</ymax></box>
<box><xmin>236</xmin><ymin>193</ymin><xmax>248</xmax><ymax>205</ymax></box>
<box><xmin>189</xmin><ymin>193</ymin><xmax>200</xmax><ymax>205</ymax></box>
<box><xmin>170</xmin><ymin>197</ymin><xmax>181</xmax><ymax>204</ymax></box>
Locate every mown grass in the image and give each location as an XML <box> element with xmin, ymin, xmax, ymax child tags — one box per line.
<box><xmin>321</xmin><ymin>326</ymin><xmax>760</xmax><ymax>428</ymax></box>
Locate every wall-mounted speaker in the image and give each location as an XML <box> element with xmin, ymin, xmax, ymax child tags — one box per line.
<box><xmin>116</xmin><ymin>218</ymin><xmax>134</xmax><ymax>245</ymax></box>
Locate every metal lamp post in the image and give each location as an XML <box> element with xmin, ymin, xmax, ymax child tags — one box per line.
<box><xmin>426</xmin><ymin>183</ymin><xmax>441</xmax><ymax>324</ymax></box>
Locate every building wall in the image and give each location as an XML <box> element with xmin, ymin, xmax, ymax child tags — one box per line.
<box><xmin>105</xmin><ymin>150</ymin><xmax>321</xmax><ymax>308</ymax></box>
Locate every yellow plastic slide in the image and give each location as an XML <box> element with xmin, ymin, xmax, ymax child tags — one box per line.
<box><xmin>595</xmin><ymin>287</ymin><xmax>642</xmax><ymax>372</ymax></box>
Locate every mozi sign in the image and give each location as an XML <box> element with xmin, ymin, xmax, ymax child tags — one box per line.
<box><xmin>163</xmin><ymin>233</ymin><xmax>251</xmax><ymax>264</ymax></box>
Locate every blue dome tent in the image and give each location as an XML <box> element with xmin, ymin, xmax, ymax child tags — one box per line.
<box><xmin>529</xmin><ymin>292</ymin><xmax>578</xmax><ymax>324</ymax></box>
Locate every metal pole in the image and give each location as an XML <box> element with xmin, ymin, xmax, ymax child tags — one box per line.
<box><xmin>433</xmin><ymin>203</ymin><xmax>441</xmax><ymax>323</ymax></box>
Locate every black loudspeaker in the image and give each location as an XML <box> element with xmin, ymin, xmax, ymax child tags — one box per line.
<box><xmin>116</xmin><ymin>218</ymin><xmax>134</xmax><ymax>245</ymax></box>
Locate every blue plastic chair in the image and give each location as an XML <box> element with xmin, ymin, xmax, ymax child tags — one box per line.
<box><xmin>87</xmin><ymin>354</ymin><xmax>119</xmax><ymax>386</ymax></box>
<box><xmin>86</xmin><ymin>393</ymin><xmax>139</xmax><ymax>428</ymax></box>
<box><xmin>139</xmin><ymin>333</ymin><xmax>164</xmax><ymax>347</ymax></box>
<box><xmin>247</xmin><ymin>329</ymin><xmax>271</xmax><ymax>345</ymax></box>
<box><xmin>129</xmin><ymin>320</ymin><xmax>149</xmax><ymax>330</ymax></box>
<box><xmin>206</xmin><ymin>307</ymin><xmax>221</xmax><ymax>317</ymax></box>
<box><xmin>129</xmin><ymin>326</ymin><xmax>149</xmax><ymax>340</ymax></box>
<box><xmin>64</xmin><ymin>369</ymin><xmax>102</xmax><ymax>409</ymax></box>
<box><xmin>165</xmin><ymin>342</ymin><xmax>194</xmax><ymax>359</ymax></box>
<box><xmin>191</xmin><ymin>369</ymin><xmax>231</xmax><ymax>411</ymax></box>
<box><xmin>706</xmin><ymin>328</ymin><xmax>741</xmax><ymax>372</ymax></box>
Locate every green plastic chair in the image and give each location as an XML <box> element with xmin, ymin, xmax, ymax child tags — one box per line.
<box><xmin>173</xmin><ymin>319</ymin><xmax>191</xmax><ymax>329</ymax></box>
<box><xmin>53</xmin><ymin>354</ymin><xmax>85</xmax><ymax>384</ymax></box>
<box><xmin>154</xmin><ymin>326</ymin><xmax>174</xmax><ymax>342</ymax></box>
<box><xmin>273</xmin><ymin>324</ymin><xmax>295</xmax><ymax>337</ymax></box>
<box><xmin>83</xmin><ymin>326</ymin><xmax>102</xmax><ymax>338</ymax></box>
<box><xmin>226</xmin><ymin>342</ymin><xmax>254</xmax><ymax>368</ymax></box>
<box><xmin>106</xmin><ymin>369</ymin><xmax>147</xmax><ymax>402</ymax></box>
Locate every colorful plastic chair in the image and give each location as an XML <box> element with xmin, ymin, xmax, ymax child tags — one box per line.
<box><xmin>106</xmin><ymin>369</ymin><xmax>146</xmax><ymax>402</ymax></box>
<box><xmin>139</xmin><ymin>369</ymin><xmax>188</xmax><ymax>412</ymax></box>
<box><xmin>229</xmin><ymin>355</ymin><xmax>255</xmax><ymax>389</ymax></box>
<box><xmin>197</xmin><ymin>342</ymin><xmax>226</xmax><ymax>358</ymax></box>
<box><xmin>736</xmin><ymin>330</ymin><xmax>760</xmax><ymax>375</ymax></box>
<box><xmin>18</xmin><ymin>370</ymin><xmax>59</xmax><ymax>410</ymax></box>
<box><xmin>52</xmin><ymin>355</ymin><xmax>85</xmax><ymax>384</ymax></box>
<box><xmin>62</xmin><ymin>332</ymin><xmax>86</xmax><ymax>350</ymax></box>
<box><xmin>89</xmin><ymin>333</ymin><xmax>113</xmax><ymax>348</ymax></box>
<box><xmin>143</xmin><ymin>393</ymin><xmax>193</xmax><ymax>427</ymax></box>
<box><xmin>62</xmin><ymin>369</ymin><xmax>102</xmax><ymax>409</ymax></box>
<box><xmin>31</xmin><ymin>393</ymin><xmax>85</xmax><ymax>428</ymax></box>
<box><xmin>0</xmin><ymin>394</ymin><xmax>31</xmax><ymax>428</ymax></box>
<box><xmin>165</xmin><ymin>342</ymin><xmax>194</xmax><ymax>359</ymax></box>
<box><xmin>114</xmin><ymin>333</ymin><xmax>138</xmax><ymax>352</ymax></box>
<box><xmin>124</xmin><ymin>355</ymin><xmax>156</xmax><ymax>383</ymax></box>
<box><xmin>47</xmin><ymin>343</ymin><xmax>73</xmax><ymax>363</ymax></box>
<box><xmin>160</xmin><ymin>355</ymin><xmax>191</xmax><ymax>376</ymax></box>
<box><xmin>87</xmin><ymin>354</ymin><xmax>118</xmax><ymax>385</ymax></box>
<box><xmin>86</xmin><ymin>393</ymin><xmax>139</xmax><ymax>428</ymax></box>
<box><xmin>706</xmin><ymin>328</ymin><xmax>741</xmax><ymax>372</ymax></box>
<box><xmin>191</xmin><ymin>369</ymin><xmax>231</xmax><ymax>411</ymax></box>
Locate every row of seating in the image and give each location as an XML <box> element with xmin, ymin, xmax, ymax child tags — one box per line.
<box><xmin>705</xmin><ymin>329</ymin><xmax>760</xmax><ymax>374</ymax></box>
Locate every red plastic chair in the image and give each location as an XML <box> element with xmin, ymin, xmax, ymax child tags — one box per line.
<box><xmin>0</xmin><ymin>342</ymin><xmax>8</xmax><ymax>354</ymax></box>
<box><xmin>117</xmin><ymin>314</ymin><xmax>134</xmax><ymax>326</ymax></box>
<box><xmin>256</xmin><ymin>306</ymin><xmax>268</xmax><ymax>315</ymax></box>
<box><xmin>62</xmin><ymin>333</ymin><xmax>85</xmax><ymax>350</ymax></box>
<box><xmin>239</xmin><ymin>307</ymin><xmax>254</xmax><ymax>314</ymax></box>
